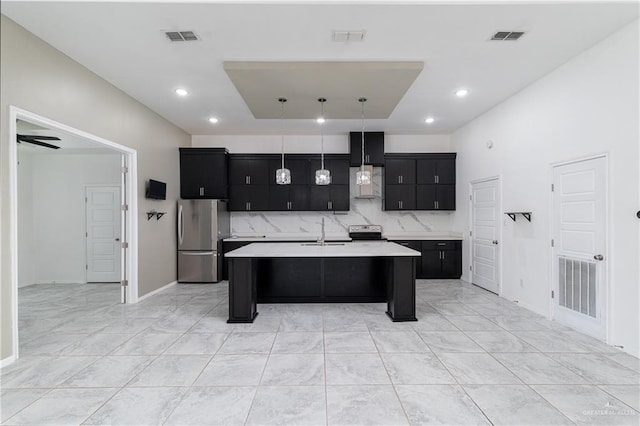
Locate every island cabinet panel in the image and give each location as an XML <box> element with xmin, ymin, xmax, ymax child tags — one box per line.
<box><xmin>386</xmin><ymin>257</ymin><xmax>417</xmax><ymax>322</ymax></box>
<box><xmin>227</xmin><ymin>258</ymin><xmax>258</xmax><ymax>323</ymax></box>
<box><xmin>349</xmin><ymin>131</ymin><xmax>385</xmax><ymax>166</ymax></box>
<box><xmin>179</xmin><ymin>148</ymin><xmax>228</xmax><ymax>199</ymax></box>
<box><xmin>392</xmin><ymin>241</ymin><xmax>422</xmax><ymax>277</ymax></box>
<box><xmin>257</xmin><ymin>258</ymin><xmax>322</xmax><ymax>301</ymax></box>
<box><xmin>324</xmin><ymin>258</ymin><xmax>386</xmax><ymax>299</ymax></box>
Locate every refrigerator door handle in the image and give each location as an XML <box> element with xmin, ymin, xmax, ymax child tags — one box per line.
<box><xmin>180</xmin><ymin>251</ymin><xmax>215</xmax><ymax>256</ymax></box>
<box><xmin>178</xmin><ymin>204</ymin><xmax>184</xmax><ymax>246</ymax></box>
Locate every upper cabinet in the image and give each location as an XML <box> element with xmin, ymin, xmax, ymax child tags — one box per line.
<box><xmin>179</xmin><ymin>148</ymin><xmax>228</xmax><ymax>199</ymax></box>
<box><xmin>229</xmin><ymin>156</ymin><xmax>270</xmax><ymax>185</ymax></box>
<box><xmin>349</xmin><ymin>131</ymin><xmax>384</xmax><ymax>166</ymax></box>
<box><xmin>383</xmin><ymin>153</ymin><xmax>456</xmax><ymax>211</ymax></box>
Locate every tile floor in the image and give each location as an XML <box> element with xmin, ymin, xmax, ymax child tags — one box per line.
<box><xmin>1</xmin><ymin>280</ymin><xmax>639</xmax><ymax>425</ymax></box>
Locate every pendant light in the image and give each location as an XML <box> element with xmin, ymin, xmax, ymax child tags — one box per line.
<box><xmin>315</xmin><ymin>98</ymin><xmax>331</xmax><ymax>185</ymax></box>
<box><xmin>275</xmin><ymin>97</ymin><xmax>291</xmax><ymax>185</ymax></box>
<box><xmin>356</xmin><ymin>97</ymin><xmax>372</xmax><ymax>185</ymax></box>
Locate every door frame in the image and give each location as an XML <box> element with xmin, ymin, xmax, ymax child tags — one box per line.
<box><xmin>8</xmin><ymin>106</ymin><xmax>139</xmax><ymax>362</ymax></box>
<box><xmin>549</xmin><ymin>153</ymin><xmax>609</xmax><ymax>342</ymax></box>
<box><xmin>85</xmin><ymin>185</ymin><xmax>122</xmax><ymax>283</ymax></box>
<box><xmin>468</xmin><ymin>175</ymin><xmax>503</xmax><ymax>295</ymax></box>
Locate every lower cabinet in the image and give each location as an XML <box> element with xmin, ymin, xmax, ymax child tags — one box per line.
<box><xmin>391</xmin><ymin>240</ymin><xmax>462</xmax><ymax>279</ymax></box>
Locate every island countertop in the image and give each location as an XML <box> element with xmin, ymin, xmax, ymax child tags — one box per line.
<box><xmin>225</xmin><ymin>241</ymin><xmax>421</xmax><ymax>258</ymax></box>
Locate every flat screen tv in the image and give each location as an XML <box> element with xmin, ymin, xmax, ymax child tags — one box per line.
<box><xmin>146</xmin><ymin>179</ymin><xmax>166</xmax><ymax>200</ymax></box>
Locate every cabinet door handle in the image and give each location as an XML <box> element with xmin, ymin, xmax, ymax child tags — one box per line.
<box><xmin>287</xmin><ymin>201</ymin><xmax>291</xmax><ymax>210</ymax></box>
<box><xmin>199</xmin><ymin>187</ymin><xmax>204</xmax><ymax>196</ymax></box>
<box><xmin>246</xmin><ymin>202</ymin><xmax>251</xmax><ymax>211</ymax></box>
<box><xmin>437</xmin><ymin>242</ymin><xmax>446</xmax><ymax>246</ymax></box>
<box><xmin>434</xmin><ymin>201</ymin><xmax>437</xmax><ymax>209</ymax></box>
<box><xmin>328</xmin><ymin>201</ymin><xmax>333</xmax><ymax>210</ymax></box>
<box><xmin>398</xmin><ymin>176</ymin><xmax>401</xmax><ymax>184</ymax></box>
<box><xmin>436</xmin><ymin>201</ymin><xmax>439</xmax><ymax>209</ymax></box>
<box><xmin>436</xmin><ymin>175</ymin><xmax>439</xmax><ymax>184</ymax></box>
<box><xmin>366</xmin><ymin>154</ymin><xmax>370</xmax><ymax>163</ymax></box>
<box><xmin>442</xmin><ymin>251</ymin><xmax>445</xmax><ymax>260</ymax></box>
<box><xmin>399</xmin><ymin>201</ymin><xmax>403</xmax><ymax>209</ymax></box>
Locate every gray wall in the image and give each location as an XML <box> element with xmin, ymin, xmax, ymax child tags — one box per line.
<box><xmin>0</xmin><ymin>15</ymin><xmax>190</xmax><ymax>361</ymax></box>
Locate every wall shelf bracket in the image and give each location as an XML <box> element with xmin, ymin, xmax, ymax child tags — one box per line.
<box><xmin>146</xmin><ymin>210</ymin><xmax>167</xmax><ymax>221</ymax></box>
<box><xmin>505</xmin><ymin>212</ymin><xmax>532</xmax><ymax>222</ymax></box>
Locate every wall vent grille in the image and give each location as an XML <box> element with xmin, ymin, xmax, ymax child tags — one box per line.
<box><xmin>165</xmin><ymin>31</ymin><xmax>199</xmax><ymax>42</ymax></box>
<box><xmin>558</xmin><ymin>257</ymin><xmax>596</xmax><ymax>318</ymax></box>
<box><xmin>491</xmin><ymin>31</ymin><xmax>525</xmax><ymax>41</ymax></box>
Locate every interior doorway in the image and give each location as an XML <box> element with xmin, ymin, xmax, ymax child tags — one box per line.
<box><xmin>9</xmin><ymin>105</ymin><xmax>139</xmax><ymax>361</ymax></box>
<box><xmin>86</xmin><ymin>186</ymin><xmax>122</xmax><ymax>283</ymax></box>
<box><xmin>551</xmin><ymin>155</ymin><xmax>608</xmax><ymax>341</ymax></box>
<box><xmin>469</xmin><ymin>177</ymin><xmax>501</xmax><ymax>294</ymax></box>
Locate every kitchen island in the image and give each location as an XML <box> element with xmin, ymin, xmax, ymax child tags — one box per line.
<box><xmin>225</xmin><ymin>241</ymin><xmax>421</xmax><ymax>323</ymax></box>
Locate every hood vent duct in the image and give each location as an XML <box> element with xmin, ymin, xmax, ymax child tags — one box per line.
<box><xmin>165</xmin><ymin>31</ymin><xmax>199</xmax><ymax>42</ymax></box>
<box><xmin>491</xmin><ymin>31</ymin><xmax>525</xmax><ymax>41</ymax></box>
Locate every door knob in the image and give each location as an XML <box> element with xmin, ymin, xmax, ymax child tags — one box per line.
<box><xmin>492</xmin><ymin>240</ymin><xmax>498</xmax><ymax>245</ymax></box>
<box><xmin>594</xmin><ymin>254</ymin><xmax>604</xmax><ymax>261</ymax></box>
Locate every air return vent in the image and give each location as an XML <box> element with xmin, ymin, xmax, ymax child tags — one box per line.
<box><xmin>491</xmin><ymin>31</ymin><xmax>525</xmax><ymax>41</ymax></box>
<box><xmin>164</xmin><ymin>31</ymin><xmax>199</xmax><ymax>42</ymax></box>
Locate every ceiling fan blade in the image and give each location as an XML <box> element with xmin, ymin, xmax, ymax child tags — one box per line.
<box><xmin>18</xmin><ymin>139</ymin><xmax>60</xmax><ymax>149</ymax></box>
<box><xmin>17</xmin><ymin>134</ymin><xmax>61</xmax><ymax>141</ymax></box>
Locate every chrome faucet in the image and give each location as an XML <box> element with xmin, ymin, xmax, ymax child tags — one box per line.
<box><xmin>318</xmin><ymin>217</ymin><xmax>326</xmax><ymax>246</ymax></box>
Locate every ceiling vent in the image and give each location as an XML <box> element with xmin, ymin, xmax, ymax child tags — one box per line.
<box><xmin>332</xmin><ymin>30</ymin><xmax>366</xmax><ymax>42</ymax></box>
<box><xmin>164</xmin><ymin>31</ymin><xmax>199</xmax><ymax>42</ymax></box>
<box><xmin>491</xmin><ymin>31</ymin><xmax>525</xmax><ymax>41</ymax></box>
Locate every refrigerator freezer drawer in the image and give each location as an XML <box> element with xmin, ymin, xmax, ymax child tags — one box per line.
<box><xmin>178</xmin><ymin>251</ymin><xmax>219</xmax><ymax>283</ymax></box>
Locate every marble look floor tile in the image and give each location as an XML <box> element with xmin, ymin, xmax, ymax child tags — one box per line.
<box><xmin>432</xmin><ymin>303</ymin><xmax>478</xmax><ymax>316</ymax></box>
<box><xmin>63</xmin><ymin>356</ymin><xmax>154</xmax><ymax>387</ymax></box>
<box><xmin>217</xmin><ymin>332</ymin><xmax>276</xmax><ymax>354</ymax></box>
<box><xmin>246</xmin><ymin>386</ymin><xmax>326</xmax><ymax>425</ymax></box>
<box><xmin>464</xmin><ymin>385</ymin><xmax>573</xmax><ymax>425</ymax></box>
<box><xmin>381</xmin><ymin>353</ymin><xmax>456</xmax><ymax>385</ymax></box>
<box><xmin>599</xmin><ymin>385</ymin><xmax>640</xmax><ymax>411</ymax></box>
<box><xmin>485</xmin><ymin>316</ymin><xmax>553</xmax><ymax>331</ymax></box>
<box><xmin>4</xmin><ymin>388</ymin><xmax>116</xmax><ymax>425</ymax></box>
<box><xmin>532</xmin><ymin>384</ymin><xmax>639</xmax><ymax>425</ymax></box>
<box><xmin>466</xmin><ymin>331</ymin><xmax>539</xmax><ymax>352</ymax></box>
<box><xmin>127</xmin><ymin>354</ymin><xmax>211</xmax><ymax>387</ymax></box>
<box><xmin>279</xmin><ymin>314</ymin><xmax>324</xmax><ymax>332</ymax></box>
<box><xmin>322</xmin><ymin>315</ymin><xmax>369</xmax><ymax>332</ymax></box>
<box><xmin>61</xmin><ymin>332</ymin><xmax>133</xmax><ymax>356</ymax></box>
<box><xmin>271</xmin><ymin>332</ymin><xmax>324</xmax><ymax>353</ymax></box>
<box><xmin>444</xmin><ymin>315</ymin><xmax>503</xmax><ymax>331</ymax></box>
<box><xmin>410</xmin><ymin>314</ymin><xmax>458</xmax><ymax>332</ymax></box>
<box><xmin>146</xmin><ymin>314</ymin><xmax>201</xmax><ymax>333</ymax></box>
<box><xmin>324</xmin><ymin>332</ymin><xmax>377</xmax><ymax>353</ymax></box>
<box><xmin>395</xmin><ymin>385</ymin><xmax>491</xmax><ymax>425</ymax></box>
<box><xmin>558</xmin><ymin>330</ymin><xmax>620</xmax><ymax>354</ymax></box>
<box><xmin>1</xmin><ymin>356</ymin><xmax>98</xmax><ymax>388</ymax></box>
<box><xmin>514</xmin><ymin>331</ymin><xmax>593</xmax><ymax>352</ymax></box>
<box><xmin>18</xmin><ymin>333</ymin><xmax>84</xmax><ymax>356</ymax></box>
<box><xmin>109</xmin><ymin>331</ymin><xmax>181</xmax><ymax>355</ymax></box>
<box><xmin>371</xmin><ymin>331</ymin><xmax>430</xmax><ymax>352</ymax></box>
<box><xmin>164</xmin><ymin>332</ymin><xmax>229</xmax><ymax>355</ymax></box>
<box><xmin>99</xmin><ymin>317</ymin><xmax>157</xmax><ymax>334</ymax></box>
<box><xmin>188</xmin><ymin>315</ymin><xmax>236</xmax><ymax>333</ymax></box>
<box><xmin>194</xmin><ymin>354</ymin><xmax>268</xmax><ymax>386</ymax></box>
<box><xmin>605</xmin><ymin>352</ymin><xmax>640</xmax><ymax>372</ymax></box>
<box><xmin>550</xmin><ymin>353</ymin><xmax>640</xmax><ymax>384</ymax></box>
<box><xmin>363</xmin><ymin>315</ymin><xmax>416</xmax><ymax>332</ymax></box>
<box><xmin>437</xmin><ymin>353</ymin><xmax>522</xmax><ymax>384</ymax></box>
<box><xmin>325</xmin><ymin>353</ymin><xmax>390</xmax><ymax>385</ymax></box>
<box><xmin>493</xmin><ymin>353</ymin><xmax>588</xmax><ymax>384</ymax></box>
<box><xmin>261</xmin><ymin>354</ymin><xmax>324</xmax><ymax>385</ymax></box>
<box><xmin>84</xmin><ymin>386</ymin><xmax>188</xmax><ymax>425</ymax></box>
<box><xmin>418</xmin><ymin>331</ymin><xmax>484</xmax><ymax>353</ymax></box>
<box><xmin>233</xmin><ymin>315</ymin><xmax>283</xmax><ymax>333</ymax></box>
<box><xmin>165</xmin><ymin>386</ymin><xmax>256</xmax><ymax>425</ymax></box>
<box><xmin>0</xmin><ymin>388</ymin><xmax>50</xmax><ymax>422</ymax></box>
<box><xmin>326</xmin><ymin>385</ymin><xmax>408</xmax><ymax>426</ymax></box>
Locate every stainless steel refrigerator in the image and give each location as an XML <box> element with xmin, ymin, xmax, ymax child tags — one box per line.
<box><xmin>177</xmin><ymin>199</ymin><xmax>230</xmax><ymax>283</ymax></box>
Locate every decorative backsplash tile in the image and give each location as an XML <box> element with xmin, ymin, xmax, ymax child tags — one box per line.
<box><xmin>231</xmin><ymin>168</ymin><xmax>453</xmax><ymax>237</ymax></box>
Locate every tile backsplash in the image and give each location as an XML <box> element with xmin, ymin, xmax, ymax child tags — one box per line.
<box><xmin>231</xmin><ymin>168</ymin><xmax>453</xmax><ymax>236</ymax></box>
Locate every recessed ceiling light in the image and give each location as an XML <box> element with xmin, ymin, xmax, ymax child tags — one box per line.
<box><xmin>175</xmin><ymin>88</ymin><xmax>188</xmax><ymax>96</ymax></box>
<box><xmin>455</xmin><ymin>88</ymin><xmax>469</xmax><ymax>98</ymax></box>
<box><xmin>316</xmin><ymin>117</ymin><xmax>326</xmax><ymax>124</ymax></box>
<box><xmin>424</xmin><ymin>117</ymin><xmax>435</xmax><ymax>124</ymax></box>
<box><xmin>208</xmin><ymin>117</ymin><xmax>219</xmax><ymax>124</ymax></box>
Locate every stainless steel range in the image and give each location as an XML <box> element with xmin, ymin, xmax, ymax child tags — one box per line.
<box><xmin>348</xmin><ymin>225</ymin><xmax>384</xmax><ymax>241</ymax></box>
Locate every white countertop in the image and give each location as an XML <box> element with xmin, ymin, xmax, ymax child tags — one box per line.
<box><xmin>224</xmin><ymin>234</ymin><xmax>351</xmax><ymax>242</ymax></box>
<box><xmin>384</xmin><ymin>232</ymin><xmax>463</xmax><ymax>241</ymax></box>
<box><xmin>225</xmin><ymin>241</ymin><xmax>421</xmax><ymax>258</ymax></box>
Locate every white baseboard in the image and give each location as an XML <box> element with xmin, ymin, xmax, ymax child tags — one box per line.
<box><xmin>513</xmin><ymin>299</ymin><xmax>549</xmax><ymax>318</ymax></box>
<box><xmin>0</xmin><ymin>355</ymin><xmax>16</xmax><ymax>369</ymax></box>
<box><xmin>137</xmin><ymin>281</ymin><xmax>177</xmax><ymax>302</ymax></box>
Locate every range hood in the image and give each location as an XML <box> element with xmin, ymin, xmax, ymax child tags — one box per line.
<box><xmin>355</xmin><ymin>165</ymin><xmax>376</xmax><ymax>199</ymax></box>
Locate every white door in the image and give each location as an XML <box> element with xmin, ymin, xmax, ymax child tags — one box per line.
<box><xmin>470</xmin><ymin>178</ymin><xmax>501</xmax><ymax>294</ymax></box>
<box><xmin>86</xmin><ymin>186</ymin><xmax>121</xmax><ymax>283</ymax></box>
<box><xmin>552</xmin><ymin>157</ymin><xmax>607</xmax><ymax>340</ymax></box>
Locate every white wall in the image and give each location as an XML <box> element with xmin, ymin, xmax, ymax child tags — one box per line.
<box><xmin>18</xmin><ymin>151</ymin><xmax>121</xmax><ymax>286</ymax></box>
<box><xmin>451</xmin><ymin>20</ymin><xmax>639</xmax><ymax>356</ymax></box>
<box><xmin>193</xmin><ymin>134</ymin><xmax>455</xmax><ymax>236</ymax></box>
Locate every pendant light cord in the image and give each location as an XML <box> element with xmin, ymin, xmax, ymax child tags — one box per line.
<box><xmin>320</xmin><ymin>99</ymin><xmax>325</xmax><ymax>170</ymax></box>
<box><xmin>360</xmin><ymin>98</ymin><xmax>366</xmax><ymax>171</ymax></box>
<box><xmin>279</xmin><ymin>98</ymin><xmax>286</xmax><ymax>169</ymax></box>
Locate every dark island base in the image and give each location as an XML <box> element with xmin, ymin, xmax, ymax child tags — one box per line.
<box><xmin>227</xmin><ymin>256</ymin><xmax>417</xmax><ymax>323</ymax></box>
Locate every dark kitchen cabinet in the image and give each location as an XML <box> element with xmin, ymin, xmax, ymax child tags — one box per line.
<box><xmin>309</xmin><ymin>158</ymin><xmax>350</xmax><ymax>185</ymax></box>
<box><xmin>309</xmin><ymin>185</ymin><xmax>350</xmax><ymax>211</ymax></box>
<box><xmin>385</xmin><ymin>159</ymin><xmax>416</xmax><ymax>185</ymax></box>
<box><xmin>393</xmin><ymin>241</ymin><xmax>422</xmax><ymax>277</ymax></box>
<box><xmin>229</xmin><ymin>157</ymin><xmax>270</xmax><ymax>185</ymax></box>
<box><xmin>384</xmin><ymin>153</ymin><xmax>456</xmax><ymax>211</ymax></box>
<box><xmin>421</xmin><ymin>240</ymin><xmax>462</xmax><ymax>279</ymax></box>
<box><xmin>350</xmin><ymin>132</ymin><xmax>384</xmax><ymax>166</ymax></box>
<box><xmin>268</xmin><ymin>159</ymin><xmax>310</xmax><ymax>185</ymax></box>
<box><xmin>228</xmin><ymin>185</ymin><xmax>269</xmax><ymax>211</ymax></box>
<box><xmin>384</xmin><ymin>185</ymin><xmax>416</xmax><ymax>210</ymax></box>
<box><xmin>268</xmin><ymin>185</ymin><xmax>309</xmax><ymax>211</ymax></box>
<box><xmin>179</xmin><ymin>148</ymin><xmax>228</xmax><ymax>199</ymax></box>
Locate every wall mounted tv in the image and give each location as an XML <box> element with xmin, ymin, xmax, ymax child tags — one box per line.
<box><xmin>146</xmin><ymin>179</ymin><xmax>166</xmax><ymax>200</ymax></box>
